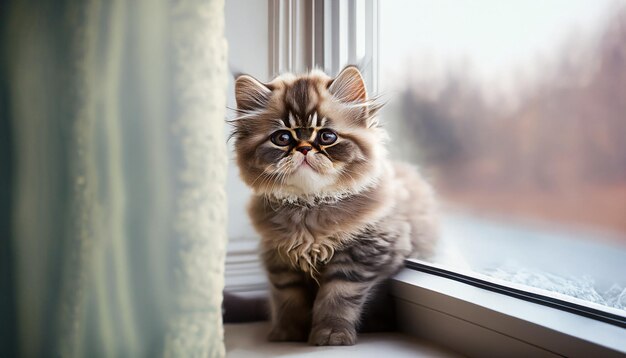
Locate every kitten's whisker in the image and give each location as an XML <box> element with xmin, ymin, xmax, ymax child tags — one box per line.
<box><xmin>250</xmin><ymin>171</ymin><xmax>269</xmax><ymax>187</ymax></box>
<box><xmin>338</xmin><ymin>167</ymin><xmax>362</xmax><ymax>187</ymax></box>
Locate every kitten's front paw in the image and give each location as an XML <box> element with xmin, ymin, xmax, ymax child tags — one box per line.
<box><xmin>308</xmin><ymin>325</ymin><xmax>357</xmax><ymax>346</ymax></box>
<box><xmin>268</xmin><ymin>326</ymin><xmax>308</xmax><ymax>342</ymax></box>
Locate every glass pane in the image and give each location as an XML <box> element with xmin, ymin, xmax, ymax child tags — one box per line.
<box><xmin>380</xmin><ymin>0</ymin><xmax>626</xmax><ymax>314</ymax></box>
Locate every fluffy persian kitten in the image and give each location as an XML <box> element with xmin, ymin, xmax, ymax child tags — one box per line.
<box><xmin>231</xmin><ymin>66</ymin><xmax>438</xmax><ymax>346</ymax></box>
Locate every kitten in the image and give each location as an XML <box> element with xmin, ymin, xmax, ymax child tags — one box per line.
<box><xmin>230</xmin><ymin>66</ymin><xmax>438</xmax><ymax>346</ymax></box>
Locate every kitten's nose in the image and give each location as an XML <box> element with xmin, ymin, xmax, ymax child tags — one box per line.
<box><xmin>296</xmin><ymin>145</ymin><xmax>312</xmax><ymax>155</ymax></box>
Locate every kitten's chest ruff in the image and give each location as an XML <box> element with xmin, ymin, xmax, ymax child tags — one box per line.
<box><xmin>273</xmin><ymin>208</ymin><xmax>343</xmax><ymax>275</ymax></box>
<box><xmin>253</xmin><ymin>183</ymin><xmax>393</xmax><ymax>275</ymax></box>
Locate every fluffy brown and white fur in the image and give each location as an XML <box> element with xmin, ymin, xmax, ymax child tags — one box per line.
<box><xmin>231</xmin><ymin>66</ymin><xmax>438</xmax><ymax>346</ymax></box>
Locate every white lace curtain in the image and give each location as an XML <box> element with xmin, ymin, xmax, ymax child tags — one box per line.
<box><xmin>2</xmin><ymin>0</ymin><xmax>228</xmax><ymax>356</ymax></box>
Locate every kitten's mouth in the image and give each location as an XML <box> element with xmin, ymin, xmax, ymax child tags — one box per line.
<box><xmin>292</xmin><ymin>153</ymin><xmax>327</xmax><ymax>174</ymax></box>
<box><xmin>299</xmin><ymin>159</ymin><xmax>313</xmax><ymax>170</ymax></box>
<box><xmin>295</xmin><ymin>155</ymin><xmax>316</xmax><ymax>172</ymax></box>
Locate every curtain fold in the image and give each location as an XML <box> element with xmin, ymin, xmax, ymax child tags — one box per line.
<box><xmin>2</xmin><ymin>0</ymin><xmax>228</xmax><ymax>356</ymax></box>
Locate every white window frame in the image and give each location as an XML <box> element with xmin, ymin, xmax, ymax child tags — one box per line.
<box><xmin>394</xmin><ymin>261</ymin><xmax>626</xmax><ymax>356</ymax></box>
<box><xmin>268</xmin><ymin>0</ymin><xmax>378</xmax><ymax>93</ymax></box>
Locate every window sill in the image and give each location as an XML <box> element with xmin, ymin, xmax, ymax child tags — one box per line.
<box><xmin>391</xmin><ymin>266</ymin><xmax>626</xmax><ymax>357</ymax></box>
<box><xmin>224</xmin><ymin>321</ymin><xmax>458</xmax><ymax>357</ymax></box>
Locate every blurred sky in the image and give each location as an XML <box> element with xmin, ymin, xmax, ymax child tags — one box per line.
<box><xmin>380</xmin><ymin>0</ymin><xmax>620</xmax><ymax>94</ymax></box>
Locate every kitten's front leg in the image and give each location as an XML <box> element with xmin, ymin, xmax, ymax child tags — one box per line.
<box><xmin>308</xmin><ymin>253</ymin><xmax>382</xmax><ymax>346</ymax></box>
<box><xmin>309</xmin><ymin>232</ymin><xmax>407</xmax><ymax>346</ymax></box>
<box><xmin>265</xmin><ymin>261</ymin><xmax>314</xmax><ymax>342</ymax></box>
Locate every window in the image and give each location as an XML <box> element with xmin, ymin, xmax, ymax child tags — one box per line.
<box><xmin>223</xmin><ymin>0</ymin><xmax>626</xmax><ymax>354</ymax></box>
<box><xmin>380</xmin><ymin>0</ymin><xmax>626</xmax><ymax>317</ymax></box>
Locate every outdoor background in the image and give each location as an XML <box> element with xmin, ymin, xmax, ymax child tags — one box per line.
<box><xmin>381</xmin><ymin>0</ymin><xmax>626</xmax><ymax>241</ymax></box>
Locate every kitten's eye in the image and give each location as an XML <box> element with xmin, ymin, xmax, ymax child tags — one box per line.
<box><xmin>318</xmin><ymin>129</ymin><xmax>337</xmax><ymax>145</ymax></box>
<box><xmin>270</xmin><ymin>130</ymin><xmax>293</xmax><ymax>146</ymax></box>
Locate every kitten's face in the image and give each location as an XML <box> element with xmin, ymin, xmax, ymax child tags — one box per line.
<box><xmin>231</xmin><ymin>67</ymin><xmax>385</xmax><ymax>198</ymax></box>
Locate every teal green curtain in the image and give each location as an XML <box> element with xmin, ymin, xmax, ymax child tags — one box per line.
<box><xmin>1</xmin><ymin>0</ymin><xmax>228</xmax><ymax>356</ymax></box>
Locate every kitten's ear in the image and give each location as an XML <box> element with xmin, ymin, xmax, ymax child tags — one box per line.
<box><xmin>328</xmin><ymin>66</ymin><xmax>367</xmax><ymax>103</ymax></box>
<box><xmin>235</xmin><ymin>75</ymin><xmax>272</xmax><ymax>111</ymax></box>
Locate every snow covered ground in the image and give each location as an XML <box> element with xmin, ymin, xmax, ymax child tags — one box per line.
<box><xmin>438</xmin><ymin>213</ymin><xmax>626</xmax><ymax>313</ymax></box>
